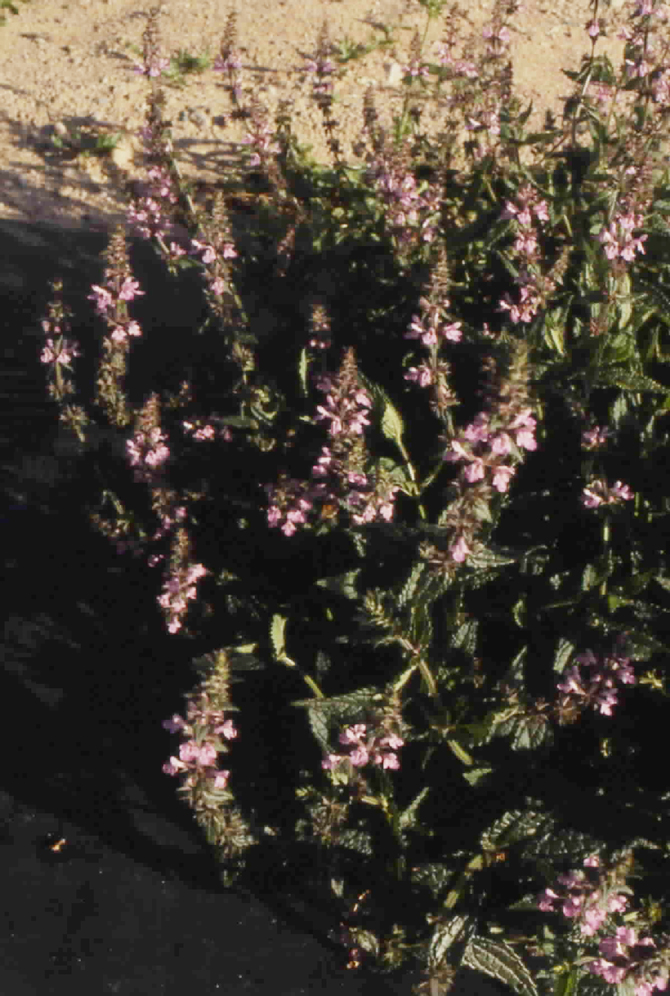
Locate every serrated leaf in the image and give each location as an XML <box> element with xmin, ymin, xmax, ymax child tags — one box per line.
<box><xmin>270</xmin><ymin>613</ymin><xmax>292</xmax><ymax>663</ymax></box>
<box><xmin>429</xmin><ymin>915</ymin><xmax>473</xmax><ymax>968</ymax></box>
<box><xmin>450</xmin><ymin>619</ymin><xmax>479</xmax><ymax>656</ymax></box>
<box><xmin>307</xmin><ymin>704</ymin><xmax>331</xmax><ymax>752</ymax></box>
<box><xmin>292</xmin><ymin>686</ymin><xmax>378</xmax><ymax>717</ymax></box>
<box><xmin>399</xmin><ymin>786</ymin><xmax>430</xmax><ymax>830</ymax></box>
<box><xmin>315</xmin><ymin>569</ymin><xmax>361</xmax><ymax>600</ymax></box>
<box><xmin>543</xmin><ymin>314</ymin><xmax>565</xmax><ymax>356</ymax></box>
<box><xmin>598</xmin><ymin>368</ymin><xmax>668</xmax><ymax>392</ymax></box>
<box><xmin>463</xmin><ymin>936</ymin><xmax>537</xmax><ymax>996</ymax></box>
<box><xmin>467</xmin><ymin>546</ymin><xmax>517</xmax><ymax>570</ymax></box>
<box><xmin>398</xmin><ymin>559</ymin><xmax>428</xmax><ymax>609</ymax></box>
<box><xmin>381</xmin><ymin>396</ymin><xmax>406</xmax><ymax>449</ymax></box>
<box><xmin>481</xmin><ymin>809</ymin><xmax>547</xmax><ymax>850</ymax></box>
<box><xmin>554</xmin><ymin>637</ymin><xmax>576</xmax><ymax>674</ymax></box>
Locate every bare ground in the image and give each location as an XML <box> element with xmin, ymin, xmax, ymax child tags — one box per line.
<box><xmin>0</xmin><ymin>0</ymin><xmax>629</xmax><ymax>234</ymax></box>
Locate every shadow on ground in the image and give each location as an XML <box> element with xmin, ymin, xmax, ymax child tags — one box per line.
<box><xmin>0</xmin><ymin>220</ymin><xmax>510</xmax><ymax>996</ymax></box>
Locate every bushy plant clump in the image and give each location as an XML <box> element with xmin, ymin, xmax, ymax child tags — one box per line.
<box><xmin>42</xmin><ymin>1</ymin><xmax>670</xmax><ymax>992</ymax></box>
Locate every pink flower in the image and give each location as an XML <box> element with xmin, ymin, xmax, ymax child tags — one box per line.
<box><xmin>450</xmin><ymin>535</ymin><xmax>471</xmax><ymax>563</ymax></box>
<box><xmin>582</xmin><ymin>425</ymin><xmax>612</xmax><ymax>449</ymax></box>
<box><xmin>40</xmin><ymin>338</ymin><xmax>81</xmax><ymax>365</ymax></box>
<box><xmin>88</xmin><ymin>284</ymin><xmax>114</xmax><ymax>314</ymax></box>
<box><xmin>162</xmin><ymin>714</ymin><xmax>187</xmax><ymax>733</ymax></box>
<box><xmin>491</xmin><ymin>463</ymin><xmax>515</xmax><ymax>492</ymax></box>
<box><xmin>440</xmin><ymin>321</ymin><xmax>463</xmax><ymax>342</ymax></box>
<box><xmin>162</xmin><ymin>756</ymin><xmax>187</xmax><ymax>775</ymax></box>
<box><xmin>322</xmin><ymin>753</ymin><xmax>343</xmax><ymax>770</ymax></box>
<box><xmin>214</xmin><ymin>719</ymin><xmax>237</xmax><ymax>739</ymax></box>
<box><xmin>349</xmin><ymin>745</ymin><xmax>370</xmax><ymax>767</ymax></box>
<box><xmin>378</xmin><ymin>751</ymin><xmax>400</xmax><ymax>769</ymax></box>
<box><xmin>404</xmin><ymin>365</ymin><xmax>434</xmax><ymax>387</ymax></box>
<box><xmin>119</xmin><ymin>277</ymin><xmax>144</xmax><ymax>301</ymax></box>
<box><xmin>339</xmin><ymin>724</ymin><xmax>367</xmax><ymax>745</ymax></box>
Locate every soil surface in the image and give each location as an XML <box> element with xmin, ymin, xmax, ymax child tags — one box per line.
<box><xmin>0</xmin><ymin>0</ymin><xmax>630</xmax><ymax>233</ymax></box>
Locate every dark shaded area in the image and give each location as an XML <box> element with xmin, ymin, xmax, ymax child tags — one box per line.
<box><xmin>0</xmin><ymin>220</ymin><xmax>510</xmax><ymax>996</ymax></box>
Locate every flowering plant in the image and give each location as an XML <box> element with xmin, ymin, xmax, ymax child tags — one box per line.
<box><xmin>41</xmin><ymin>0</ymin><xmax>670</xmax><ymax>992</ymax></box>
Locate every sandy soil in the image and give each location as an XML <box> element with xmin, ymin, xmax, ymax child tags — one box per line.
<box><xmin>0</xmin><ymin>0</ymin><xmax>628</xmax><ymax>232</ymax></box>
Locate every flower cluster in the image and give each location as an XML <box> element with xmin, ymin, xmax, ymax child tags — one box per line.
<box><xmin>581</xmin><ymin>425</ymin><xmax>613</xmax><ymax>450</ymax></box>
<box><xmin>582</xmin><ymin>479</ymin><xmax>634</xmax><ymax>508</ymax></box>
<box><xmin>266</xmin><ymin>348</ymin><xmax>400</xmax><ymax>533</ymax></box>
<box><xmin>365</xmin><ymin>139</ymin><xmax>441</xmax><ymax>248</ymax></box>
<box><xmin>132</xmin><ymin>4</ymin><xmax>169</xmax><ymax>79</ymax></box>
<box><xmin>403</xmin><ymin>244</ymin><xmax>460</xmax><ymax>417</ymax></box>
<box><xmin>162</xmin><ymin>704</ymin><xmax>237</xmax><ymax>790</ymax></box>
<box><xmin>88</xmin><ymin>244</ymin><xmax>145</xmax><ymax>346</ymax></box>
<box><xmin>421</xmin><ymin>344</ymin><xmax>537</xmax><ymax>572</ymax></box>
<box><xmin>158</xmin><ymin>528</ymin><xmax>208</xmax><ymax>634</ymax></box>
<box><xmin>322</xmin><ymin>722</ymin><xmax>404</xmax><ymax>772</ymax></box>
<box><xmin>598</xmin><ymin>210</ymin><xmax>648</xmax><ymax>263</ymax></box>
<box><xmin>265</xmin><ymin>476</ymin><xmax>318</xmax><ymax>537</ymax></box>
<box><xmin>446</xmin><ymin>406</ymin><xmax>537</xmax><ymax>499</ymax></box>
<box><xmin>183</xmin><ymin>418</ymin><xmax>233</xmax><ymax>443</ymax></box>
<box><xmin>588</xmin><ymin>927</ymin><xmax>669</xmax><ymax>996</ymax></box>
<box><xmin>538</xmin><ymin>854</ymin><xmax>629</xmax><ymax>937</ymax></box>
<box><xmin>498</xmin><ymin>186</ymin><xmax>552</xmax><ymax>325</ymax></box>
<box><xmin>40</xmin><ymin>332</ymin><xmax>80</xmax><ymax>368</ymax></box>
<box><xmin>127</xmin><ymin>425</ymin><xmax>170</xmax><ymax>483</ymax></box>
<box><xmin>214</xmin><ymin>7</ymin><xmax>244</xmax><ymax>105</ymax></box>
<box><xmin>556</xmin><ymin>641</ymin><xmax>636</xmax><ymax>719</ymax></box>
<box><xmin>241</xmin><ymin>100</ymin><xmax>282</xmax><ymax>170</ymax></box>
<box><xmin>40</xmin><ymin>283</ymin><xmax>81</xmax><ymax>392</ymax></box>
<box><xmin>128</xmin><ymin>163</ymin><xmax>179</xmax><ymax>243</ymax></box>
<box><xmin>314</xmin><ymin>372</ymin><xmax>372</xmax><ymax>438</ymax></box>
<box><xmin>404</xmin><ymin>303</ymin><xmax>463</xmax><ymax>348</ymax></box>
<box><xmin>90</xmin><ymin>229</ymin><xmax>147</xmax><ymax>427</ymax></box>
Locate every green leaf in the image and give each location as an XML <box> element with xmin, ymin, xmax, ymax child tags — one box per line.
<box><xmin>598</xmin><ymin>368</ymin><xmax>668</xmax><ymax>393</ymax></box>
<box><xmin>315</xmin><ymin>569</ymin><xmax>361</xmax><ymax>600</ymax></box>
<box><xmin>361</xmin><ymin>375</ymin><xmax>407</xmax><ymax>455</ymax></box>
<box><xmin>429</xmin><ymin>915</ymin><xmax>474</xmax><ymax>968</ymax></box>
<box><xmin>481</xmin><ymin>809</ymin><xmax>548</xmax><ymax>850</ymax></box>
<box><xmin>448</xmin><ymin>739</ymin><xmax>474</xmax><ymax>766</ymax></box>
<box><xmin>554</xmin><ymin>637</ymin><xmax>575</xmax><ymax>674</ymax></box>
<box><xmin>298</xmin><ymin>347</ymin><xmax>309</xmax><ymax>397</ymax></box>
<box><xmin>462</xmin><ymin>767</ymin><xmax>494</xmax><ymax>786</ymax></box>
<box><xmin>270</xmin><ymin>613</ymin><xmax>292</xmax><ymax>664</ymax></box>
<box><xmin>399</xmin><ymin>786</ymin><xmax>430</xmax><ymax>830</ymax></box>
<box><xmin>292</xmin><ymin>686</ymin><xmax>379</xmax><ymax>718</ymax></box>
<box><xmin>467</xmin><ymin>546</ymin><xmax>517</xmax><ymax>570</ymax></box>
<box><xmin>462</xmin><ymin>937</ymin><xmax>537</xmax><ymax>996</ymax></box>
<box><xmin>307</xmin><ymin>703</ymin><xmax>331</xmax><ymax>752</ymax></box>
<box><xmin>450</xmin><ymin>619</ymin><xmax>479</xmax><ymax>656</ymax></box>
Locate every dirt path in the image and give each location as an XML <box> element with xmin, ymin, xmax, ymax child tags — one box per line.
<box><xmin>0</xmin><ymin>0</ymin><xmax>629</xmax><ymax>233</ymax></box>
